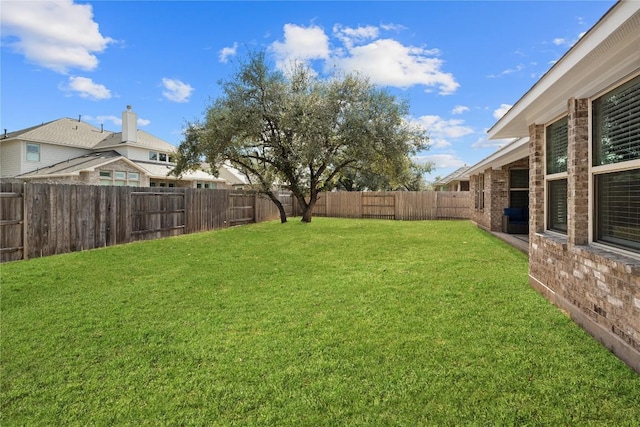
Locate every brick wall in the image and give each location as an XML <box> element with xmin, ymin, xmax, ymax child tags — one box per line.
<box><xmin>528</xmin><ymin>98</ymin><xmax>640</xmax><ymax>373</ymax></box>
<box><xmin>470</xmin><ymin>158</ymin><xmax>529</xmax><ymax>232</ymax></box>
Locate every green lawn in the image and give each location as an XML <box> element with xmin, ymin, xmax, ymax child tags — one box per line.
<box><xmin>2</xmin><ymin>218</ymin><xmax>639</xmax><ymax>426</ymax></box>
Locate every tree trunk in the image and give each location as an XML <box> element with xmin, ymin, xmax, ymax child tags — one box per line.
<box><xmin>300</xmin><ymin>191</ymin><xmax>318</xmax><ymax>223</ymax></box>
<box><xmin>264</xmin><ymin>191</ymin><xmax>287</xmax><ymax>223</ymax></box>
<box><xmin>301</xmin><ymin>205</ymin><xmax>313</xmax><ymax>223</ymax></box>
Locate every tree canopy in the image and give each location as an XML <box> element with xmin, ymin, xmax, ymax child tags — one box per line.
<box><xmin>173</xmin><ymin>51</ymin><xmax>429</xmax><ymax>222</ymax></box>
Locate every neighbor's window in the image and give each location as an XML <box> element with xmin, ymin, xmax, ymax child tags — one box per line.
<box><xmin>26</xmin><ymin>143</ymin><xmax>40</xmax><ymax>162</ymax></box>
<box><xmin>99</xmin><ymin>170</ymin><xmax>112</xmax><ymax>186</ymax></box>
<box><xmin>159</xmin><ymin>153</ymin><xmax>168</xmax><ymax>162</ymax></box>
<box><xmin>149</xmin><ymin>151</ymin><xmax>158</xmax><ymax>161</ymax></box>
<box><xmin>114</xmin><ymin>171</ymin><xmax>126</xmax><ymax>186</ymax></box>
<box><xmin>545</xmin><ymin>116</ymin><xmax>568</xmax><ymax>234</ymax></box>
<box><xmin>99</xmin><ymin>170</ymin><xmax>141</xmax><ymax>187</ymax></box>
<box><xmin>592</xmin><ymin>74</ymin><xmax>640</xmax><ymax>253</ymax></box>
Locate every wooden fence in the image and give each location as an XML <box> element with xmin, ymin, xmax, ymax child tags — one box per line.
<box><xmin>0</xmin><ymin>183</ymin><xmax>470</xmax><ymax>263</ymax></box>
<box><xmin>0</xmin><ymin>183</ymin><xmax>286</xmax><ymax>263</ymax></box>
<box><xmin>312</xmin><ymin>191</ymin><xmax>470</xmax><ymax>220</ymax></box>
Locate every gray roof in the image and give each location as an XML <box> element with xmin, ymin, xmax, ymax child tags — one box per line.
<box><xmin>4</xmin><ymin>117</ymin><xmax>178</xmax><ymax>153</ymax></box>
<box><xmin>3</xmin><ymin>118</ymin><xmax>114</xmax><ymax>149</ymax></box>
<box><xmin>93</xmin><ymin>129</ymin><xmax>176</xmax><ymax>152</ymax></box>
<box><xmin>434</xmin><ymin>166</ymin><xmax>471</xmax><ymax>186</ymax></box>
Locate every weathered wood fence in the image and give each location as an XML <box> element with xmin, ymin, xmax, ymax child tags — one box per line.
<box><xmin>0</xmin><ymin>182</ymin><xmax>290</xmax><ymax>263</ymax></box>
<box><xmin>0</xmin><ymin>182</ymin><xmax>469</xmax><ymax>263</ymax></box>
<box><xmin>312</xmin><ymin>191</ymin><xmax>470</xmax><ymax>220</ymax></box>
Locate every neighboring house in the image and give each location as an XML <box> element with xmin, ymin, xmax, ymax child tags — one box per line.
<box><xmin>433</xmin><ymin>166</ymin><xmax>470</xmax><ymax>191</ymax></box>
<box><xmin>467</xmin><ymin>1</ymin><xmax>640</xmax><ymax>373</ymax></box>
<box><xmin>0</xmin><ymin>106</ymin><xmax>227</xmax><ymax>188</ymax></box>
<box><xmin>214</xmin><ymin>162</ymin><xmax>251</xmax><ymax>190</ymax></box>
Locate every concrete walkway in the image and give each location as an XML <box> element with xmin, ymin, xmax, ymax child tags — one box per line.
<box><xmin>490</xmin><ymin>231</ymin><xmax>529</xmax><ymax>254</ymax></box>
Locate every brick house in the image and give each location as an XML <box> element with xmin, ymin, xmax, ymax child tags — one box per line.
<box><xmin>467</xmin><ymin>1</ymin><xmax>640</xmax><ymax>372</ymax></box>
<box><xmin>0</xmin><ymin>106</ymin><xmax>242</xmax><ymax>189</ymax></box>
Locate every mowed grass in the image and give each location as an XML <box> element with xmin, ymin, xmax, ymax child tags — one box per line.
<box><xmin>1</xmin><ymin>219</ymin><xmax>639</xmax><ymax>426</ymax></box>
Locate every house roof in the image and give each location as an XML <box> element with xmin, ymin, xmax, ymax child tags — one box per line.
<box><xmin>433</xmin><ymin>166</ymin><xmax>471</xmax><ymax>186</ymax></box>
<box><xmin>488</xmin><ymin>1</ymin><xmax>640</xmax><ymax>139</ymax></box>
<box><xmin>16</xmin><ymin>151</ymin><xmax>145</xmax><ymax>178</ymax></box>
<box><xmin>93</xmin><ymin>129</ymin><xmax>177</xmax><ymax>152</ymax></box>
<box><xmin>464</xmin><ymin>137</ymin><xmax>529</xmax><ymax>177</ymax></box>
<box><xmin>3</xmin><ymin>117</ymin><xmax>177</xmax><ymax>154</ymax></box>
<box><xmin>3</xmin><ymin>118</ymin><xmax>113</xmax><ymax>149</ymax></box>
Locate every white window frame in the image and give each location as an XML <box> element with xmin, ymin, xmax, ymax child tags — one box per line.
<box><xmin>99</xmin><ymin>169</ymin><xmax>141</xmax><ymax>187</ymax></box>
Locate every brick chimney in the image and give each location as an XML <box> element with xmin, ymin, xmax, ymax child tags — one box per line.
<box><xmin>121</xmin><ymin>105</ymin><xmax>138</xmax><ymax>143</ymax></box>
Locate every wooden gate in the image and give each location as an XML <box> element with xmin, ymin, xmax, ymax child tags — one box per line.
<box><xmin>0</xmin><ymin>182</ymin><xmax>25</xmax><ymax>262</ymax></box>
<box><xmin>229</xmin><ymin>193</ymin><xmax>254</xmax><ymax>226</ymax></box>
<box><xmin>131</xmin><ymin>191</ymin><xmax>186</xmax><ymax>240</ymax></box>
<box><xmin>362</xmin><ymin>192</ymin><xmax>395</xmax><ymax>219</ymax></box>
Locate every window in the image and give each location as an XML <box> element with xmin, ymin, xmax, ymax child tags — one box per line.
<box><xmin>593</xmin><ymin>75</ymin><xmax>640</xmax><ymax>252</ymax></box>
<box><xmin>546</xmin><ymin>117</ymin><xmax>568</xmax><ymax>174</ymax></box>
<box><xmin>545</xmin><ymin>116</ymin><xmax>568</xmax><ymax>234</ymax></box>
<box><xmin>149</xmin><ymin>151</ymin><xmax>158</xmax><ymax>161</ymax></box>
<box><xmin>509</xmin><ymin>169</ymin><xmax>529</xmax><ymax>209</ymax></box>
<box><xmin>593</xmin><ymin>76</ymin><xmax>640</xmax><ymax>166</ymax></box>
<box><xmin>114</xmin><ymin>171</ymin><xmax>126</xmax><ymax>186</ymax></box>
<box><xmin>595</xmin><ymin>170</ymin><xmax>640</xmax><ymax>252</ymax></box>
<box><xmin>548</xmin><ymin>179</ymin><xmax>568</xmax><ymax>233</ymax></box>
<box><xmin>99</xmin><ymin>170</ymin><xmax>141</xmax><ymax>187</ymax></box>
<box><xmin>159</xmin><ymin>153</ymin><xmax>167</xmax><ymax>162</ymax></box>
<box><xmin>99</xmin><ymin>170</ymin><xmax>112</xmax><ymax>186</ymax></box>
<box><xmin>26</xmin><ymin>143</ymin><xmax>40</xmax><ymax>162</ymax></box>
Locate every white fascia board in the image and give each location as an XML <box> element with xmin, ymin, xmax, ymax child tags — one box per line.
<box><xmin>465</xmin><ymin>137</ymin><xmax>529</xmax><ymax>176</ymax></box>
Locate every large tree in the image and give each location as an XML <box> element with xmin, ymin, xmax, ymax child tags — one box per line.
<box><xmin>173</xmin><ymin>51</ymin><xmax>429</xmax><ymax>222</ymax></box>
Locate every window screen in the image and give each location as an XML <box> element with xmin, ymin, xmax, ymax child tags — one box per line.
<box><xmin>546</xmin><ymin>117</ymin><xmax>568</xmax><ymax>174</ymax></box>
<box><xmin>596</xmin><ymin>169</ymin><xmax>640</xmax><ymax>252</ymax></box>
<box><xmin>593</xmin><ymin>76</ymin><xmax>640</xmax><ymax>166</ymax></box>
<box><xmin>548</xmin><ymin>179</ymin><xmax>567</xmax><ymax>233</ymax></box>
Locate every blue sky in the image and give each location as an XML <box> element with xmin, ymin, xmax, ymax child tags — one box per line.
<box><xmin>0</xmin><ymin>0</ymin><xmax>616</xmax><ymax>180</ymax></box>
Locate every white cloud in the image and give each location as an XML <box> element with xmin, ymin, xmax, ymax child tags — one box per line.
<box><xmin>161</xmin><ymin>78</ymin><xmax>194</xmax><ymax>103</ymax></box>
<box><xmin>271</xmin><ymin>24</ymin><xmax>330</xmax><ymax>69</ymax></box>
<box><xmin>95</xmin><ymin>115</ymin><xmax>150</xmax><ymax>127</ymax></box>
<box><xmin>0</xmin><ymin>0</ymin><xmax>113</xmax><ymax>73</ymax></box>
<box><xmin>270</xmin><ymin>22</ymin><xmax>459</xmax><ymax>95</ymax></box>
<box><xmin>553</xmin><ymin>38</ymin><xmax>569</xmax><ymax>46</ymax></box>
<box><xmin>487</xmin><ymin>64</ymin><xmax>525</xmax><ymax>78</ymax></box>
<box><xmin>331</xmin><ymin>39</ymin><xmax>458</xmax><ymax>95</ymax></box>
<box><xmin>61</xmin><ymin>76</ymin><xmax>111</xmax><ymax>100</ymax></box>
<box><xmin>451</xmin><ymin>105</ymin><xmax>469</xmax><ymax>115</ymax></box>
<box><xmin>333</xmin><ymin>24</ymin><xmax>379</xmax><ymax>48</ymax></box>
<box><xmin>219</xmin><ymin>43</ymin><xmax>238</xmax><ymax>63</ymax></box>
<box><xmin>414</xmin><ymin>115</ymin><xmax>474</xmax><ymax>148</ymax></box>
<box><xmin>493</xmin><ymin>104</ymin><xmax>513</xmax><ymax>120</ymax></box>
<box><xmin>415</xmin><ymin>154</ymin><xmax>465</xmax><ymax>169</ymax></box>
